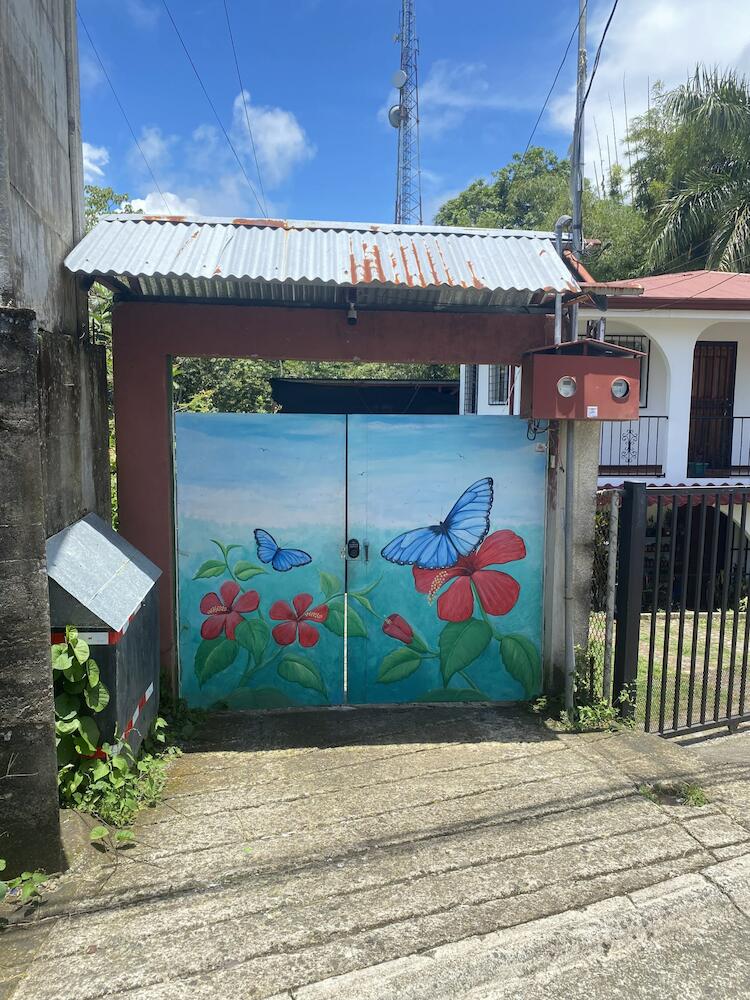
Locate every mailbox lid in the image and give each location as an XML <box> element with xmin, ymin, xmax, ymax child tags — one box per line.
<box><xmin>46</xmin><ymin>513</ymin><xmax>161</xmax><ymax>632</ymax></box>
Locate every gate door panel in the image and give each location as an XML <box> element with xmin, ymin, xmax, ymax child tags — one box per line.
<box><xmin>346</xmin><ymin>416</ymin><xmax>547</xmax><ymax>705</ymax></box>
<box><xmin>175</xmin><ymin>413</ymin><xmax>346</xmax><ymax>709</ymax></box>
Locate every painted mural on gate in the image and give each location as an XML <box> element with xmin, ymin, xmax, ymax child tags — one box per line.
<box><xmin>175</xmin><ymin>413</ymin><xmax>546</xmax><ymax>710</ymax></box>
<box><xmin>346</xmin><ymin>416</ymin><xmax>546</xmax><ymax>705</ymax></box>
<box><xmin>175</xmin><ymin>413</ymin><xmax>347</xmax><ymax>709</ymax></box>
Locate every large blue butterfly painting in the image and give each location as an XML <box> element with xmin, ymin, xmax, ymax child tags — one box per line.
<box><xmin>254</xmin><ymin>528</ymin><xmax>312</xmax><ymax>572</ymax></box>
<box><xmin>381</xmin><ymin>477</ymin><xmax>494</xmax><ymax>569</ymax></box>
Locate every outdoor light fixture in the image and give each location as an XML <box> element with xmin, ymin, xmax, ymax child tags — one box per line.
<box><xmin>347</xmin><ymin>300</ymin><xmax>358</xmax><ymax>326</ymax></box>
<box><xmin>556</xmin><ymin>375</ymin><xmax>577</xmax><ymax>398</ymax></box>
<box><xmin>611</xmin><ymin>377</ymin><xmax>630</xmax><ymax>400</ymax></box>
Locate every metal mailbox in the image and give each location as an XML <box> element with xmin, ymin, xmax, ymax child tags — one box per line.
<box><xmin>46</xmin><ymin>513</ymin><xmax>161</xmax><ymax>754</ymax></box>
<box><xmin>520</xmin><ymin>338</ymin><xmax>643</xmax><ymax>421</ymax></box>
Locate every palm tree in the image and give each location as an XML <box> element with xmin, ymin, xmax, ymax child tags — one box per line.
<box><xmin>649</xmin><ymin>67</ymin><xmax>750</xmax><ymax>273</ymax></box>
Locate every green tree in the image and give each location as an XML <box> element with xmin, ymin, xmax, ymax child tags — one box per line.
<box><xmin>640</xmin><ymin>67</ymin><xmax>750</xmax><ymax>272</ymax></box>
<box><xmin>435</xmin><ymin>146</ymin><xmax>648</xmax><ymax>281</ymax></box>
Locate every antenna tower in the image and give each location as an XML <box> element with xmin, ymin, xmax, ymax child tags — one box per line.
<box><xmin>388</xmin><ymin>0</ymin><xmax>422</xmax><ymax>225</ymax></box>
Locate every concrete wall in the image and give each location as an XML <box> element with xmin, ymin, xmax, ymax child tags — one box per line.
<box><xmin>0</xmin><ymin>1</ymin><xmax>109</xmax><ymax>875</ymax></box>
<box><xmin>0</xmin><ymin>0</ymin><xmax>85</xmax><ymax>332</ymax></box>
<box><xmin>0</xmin><ymin>310</ymin><xmax>65</xmax><ymax>875</ymax></box>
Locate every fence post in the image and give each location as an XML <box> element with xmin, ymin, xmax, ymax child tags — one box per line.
<box><xmin>602</xmin><ymin>490</ymin><xmax>620</xmax><ymax>703</ymax></box>
<box><xmin>613</xmin><ymin>481</ymin><xmax>647</xmax><ymax>718</ymax></box>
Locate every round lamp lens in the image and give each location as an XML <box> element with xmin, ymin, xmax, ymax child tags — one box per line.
<box><xmin>557</xmin><ymin>376</ymin><xmax>577</xmax><ymax>398</ymax></box>
<box><xmin>611</xmin><ymin>378</ymin><xmax>630</xmax><ymax>399</ymax></box>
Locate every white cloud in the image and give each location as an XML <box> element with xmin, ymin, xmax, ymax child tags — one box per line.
<box><xmin>548</xmin><ymin>0</ymin><xmax>750</xmax><ymax>181</ymax></box>
<box><xmin>79</xmin><ymin>51</ymin><xmax>104</xmax><ymax>93</ymax></box>
<box><xmin>131</xmin><ymin>190</ymin><xmax>202</xmax><ymax>216</ymax></box>
<box><xmin>406</xmin><ymin>60</ymin><xmax>532</xmax><ymax>136</ymax></box>
<box><xmin>231</xmin><ymin>91</ymin><xmax>315</xmax><ymax>187</ymax></box>
<box><xmin>128</xmin><ymin>126</ymin><xmax>177</xmax><ymax>174</ymax></box>
<box><xmin>82</xmin><ymin>141</ymin><xmax>109</xmax><ymax>182</ymax></box>
<box><xmin>125</xmin><ymin>0</ymin><xmax>160</xmax><ymax>29</ymax></box>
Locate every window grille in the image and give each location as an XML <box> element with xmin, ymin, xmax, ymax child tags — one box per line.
<box><xmin>463</xmin><ymin>364</ymin><xmax>478</xmax><ymax>413</ymax></box>
<box><xmin>605</xmin><ymin>334</ymin><xmax>650</xmax><ymax>406</ymax></box>
<box><xmin>488</xmin><ymin>364</ymin><xmax>510</xmax><ymax>405</ymax></box>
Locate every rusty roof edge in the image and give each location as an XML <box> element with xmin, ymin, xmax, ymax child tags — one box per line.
<box><xmin>578</xmin><ymin>281</ymin><xmax>644</xmax><ymax>297</ymax></box>
<box><xmin>69</xmin><ymin>267</ymin><xmax>574</xmax><ymax>295</ymax></box>
<box><xmin>98</xmin><ymin>214</ymin><xmax>572</xmax><ymax>242</ymax></box>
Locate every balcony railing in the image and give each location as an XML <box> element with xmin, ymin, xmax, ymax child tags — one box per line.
<box><xmin>599</xmin><ymin>416</ymin><xmax>668</xmax><ymax>477</ymax></box>
<box><xmin>688</xmin><ymin>416</ymin><xmax>750</xmax><ymax>476</ymax></box>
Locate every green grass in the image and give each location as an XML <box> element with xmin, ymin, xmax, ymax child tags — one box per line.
<box><xmin>589</xmin><ymin>609</ymin><xmax>750</xmax><ymax>731</ymax></box>
<box><xmin>638</xmin><ymin>780</ymin><xmax>709</xmax><ymax>807</ymax></box>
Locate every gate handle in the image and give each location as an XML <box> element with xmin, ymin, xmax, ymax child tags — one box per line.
<box><xmin>347</xmin><ymin>538</ymin><xmax>360</xmax><ymax>559</ymax></box>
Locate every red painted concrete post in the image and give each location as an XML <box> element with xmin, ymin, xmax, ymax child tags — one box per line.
<box><xmin>112</xmin><ymin>301</ymin><xmax>554</xmax><ymax>687</ymax></box>
<box><xmin>112</xmin><ymin>313</ymin><xmax>177</xmax><ymax>680</ymax></box>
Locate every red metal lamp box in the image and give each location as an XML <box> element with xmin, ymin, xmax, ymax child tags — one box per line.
<box><xmin>520</xmin><ymin>338</ymin><xmax>643</xmax><ymax>421</ymax></box>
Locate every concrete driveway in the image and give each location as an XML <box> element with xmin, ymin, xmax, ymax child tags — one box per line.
<box><xmin>2</xmin><ymin>706</ymin><xmax>750</xmax><ymax>999</ymax></box>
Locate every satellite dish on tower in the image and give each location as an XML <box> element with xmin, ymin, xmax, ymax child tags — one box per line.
<box><xmin>391</xmin><ymin>69</ymin><xmax>407</xmax><ymax>89</ymax></box>
<box><xmin>388</xmin><ymin>104</ymin><xmax>403</xmax><ymax>129</ymax></box>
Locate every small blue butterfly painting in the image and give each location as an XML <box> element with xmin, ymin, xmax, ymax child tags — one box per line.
<box><xmin>254</xmin><ymin>528</ymin><xmax>312</xmax><ymax>572</ymax></box>
<box><xmin>380</xmin><ymin>477</ymin><xmax>493</xmax><ymax>570</ymax></box>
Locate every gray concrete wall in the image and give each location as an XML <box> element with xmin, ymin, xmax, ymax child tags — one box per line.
<box><xmin>0</xmin><ymin>0</ymin><xmax>109</xmax><ymax>875</ymax></box>
<box><xmin>0</xmin><ymin>0</ymin><xmax>85</xmax><ymax>332</ymax></box>
<box><xmin>0</xmin><ymin>309</ymin><xmax>65</xmax><ymax>876</ymax></box>
<box><xmin>543</xmin><ymin>420</ymin><xmax>600</xmax><ymax>695</ymax></box>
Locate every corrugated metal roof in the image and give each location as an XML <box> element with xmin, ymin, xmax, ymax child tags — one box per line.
<box><xmin>64</xmin><ymin>216</ymin><xmax>579</xmax><ymax>311</ymax></box>
<box><xmin>46</xmin><ymin>513</ymin><xmax>161</xmax><ymax>631</ymax></box>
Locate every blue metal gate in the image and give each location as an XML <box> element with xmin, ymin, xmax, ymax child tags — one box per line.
<box><xmin>174</xmin><ymin>413</ymin><xmax>546</xmax><ymax>709</ymax></box>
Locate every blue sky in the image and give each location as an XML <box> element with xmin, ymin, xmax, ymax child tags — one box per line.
<box><xmin>79</xmin><ymin>0</ymin><xmax>750</xmax><ymax>224</ymax></box>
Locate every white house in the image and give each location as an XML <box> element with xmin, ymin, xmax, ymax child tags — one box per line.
<box><xmin>461</xmin><ymin>271</ymin><xmax>750</xmax><ymax>489</ymax></box>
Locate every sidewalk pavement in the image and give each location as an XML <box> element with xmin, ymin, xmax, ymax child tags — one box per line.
<box><xmin>2</xmin><ymin>706</ymin><xmax>749</xmax><ymax>1000</ymax></box>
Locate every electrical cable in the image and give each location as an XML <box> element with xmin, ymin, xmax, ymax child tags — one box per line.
<box><xmin>222</xmin><ymin>0</ymin><xmax>268</xmax><ymax>218</ymax></box>
<box><xmin>77</xmin><ymin>12</ymin><xmax>171</xmax><ymax>214</ymax></box>
<box><xmin>578</xmin><ymin>0</ymin><xmax>621</xmax><ymax>119</ymax></box>
<box><xmin>522</xmin><ymin>1</ymin><xmax>588</xmax><ymax>158</ymax></box>
<box><xmin>160</xmin><ymin>0</ymin><xmax>266</xmax><ymax>217</ymax></box>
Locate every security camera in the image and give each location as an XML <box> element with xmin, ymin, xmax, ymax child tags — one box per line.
<box><xmin>347</xmin><ymin>301</ymin><xmax>358</xmax><ymax>325</ymax></box>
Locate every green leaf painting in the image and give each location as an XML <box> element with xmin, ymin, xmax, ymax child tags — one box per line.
<box><xmin>277</xmin><ymin>654</ymin><xmax>328</xmax><ymax>698</ymax></box>
<box><xmin>195</xmin><ymin>638</ymin><xmax>239</xmax><ymax>687</ymax></box>
<box><xmin>193</xmin><ymin>560</ymin><xmax>226</xmax><ymax>580</ymax></box>
<box><xmin>500</xmin><ymin>635</ymin><xmax>542</xmax><ymax>697</ymax></box>
<box><xmin>377</xmin><ymin>647</ymin><xmax>422</xmax><ymax>684</ymax></box>
<box><xmin>234</xmin><ymin>618</ymin><xmax>270</xmax><ymax>665</ymax></box>
<box><xmin>438</xmin><ymin>619</ymin><xmax>492</xmax><ymax>685</ymax></box>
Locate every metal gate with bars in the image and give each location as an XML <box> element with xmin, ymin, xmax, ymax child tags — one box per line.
<box><xmin>601</xmin><ymin>482</ymin><xmax>750</xmax><ymax>737</ymax></box>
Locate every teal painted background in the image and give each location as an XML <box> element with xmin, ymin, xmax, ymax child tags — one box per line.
<box><xmin>175</xmin><ymin>413</ymin><xmax>546</xmax><ymax>710</ymax></box>
<box><xmin>347</xmin><ymin>416</ymin><xmax>547</xmax><ymax>705</ymax></box>
<box><xmin>175</xmin><ymin>413</ymin><xmax>346</xmax><ymax>709</ymax></box>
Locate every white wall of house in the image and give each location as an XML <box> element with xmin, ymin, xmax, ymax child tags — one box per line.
<box><xmin>460</xmin><ymin>308</ymin><xmax>750</xmax><ymax>488</ymax></box>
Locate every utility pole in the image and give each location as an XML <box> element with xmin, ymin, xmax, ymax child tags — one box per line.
<box><xmin>564</xmin><ymin>0</ymin><xmax>587</xmax><ymax>717</ymax></box>
<box><xmin>389</xmin><ymin>0</ymin><xmax>423</xmax><ymax>225</ymax></box>
<box><xmin>571</xmin><ymin>0</ymin><xmax>587</xmax><ymax>263</ymax></box>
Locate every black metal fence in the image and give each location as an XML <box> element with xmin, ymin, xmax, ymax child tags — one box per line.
<box><xmin>599</xmin><ymin>416</ymin><xmax>667</xmax><ymax>477</ymax></box>
<box><xmin>614</xmin><ymin>483</ymin><xmax>750</xmax><ymax>737</ymax></box>
<box><xmin>688</xmin><ymin>415</ymin><xmax>750</xmax><ymax>476</ymax></box>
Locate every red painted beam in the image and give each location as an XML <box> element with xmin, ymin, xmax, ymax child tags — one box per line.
<box><xmin>112</xmin><ymin>301</ymin><xmax>553</xmax><ymax>684</ymax></box>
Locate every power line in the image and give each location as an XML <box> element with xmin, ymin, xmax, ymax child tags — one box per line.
<box><xmin>77</xmin><ymin>12</ymin><xmax>171</xmax><ymax>214</ymax></box>
<box><xmin>522</xmin><ymin>0</ymin><xmax>588</xmax><ymax>159</ymax></box>
<box><xmin>222</xmin><ymin>0</ymin><xmax>268</xmax><ymax>217</ymax></box>
<box><xmin>160</xmin><ymin>0</ymin><xmax>266</xmax><ymax>217</ymax></box>
<box><xmin>578</xmin><ymin>0</ymin><xmax>621</xmax><ymax>119</ymax></box>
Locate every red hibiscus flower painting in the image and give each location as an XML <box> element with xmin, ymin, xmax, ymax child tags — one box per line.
<box><xmin>270</xmin><ymin>593</ymin><xmax>329</xmax><ymax>648</ymax></box>
<box><xmin>382</xmin><ymin>613</ymin><xmax>414</xmax><ymax>644</ymax></box>
<box><xmin>199</xmin><ymin>581</ymin><xmax>260</xmax><ymax>640</ymax></box>
<box><xmin>413</xmin><ymin>530</ymin><xmax>526</xmax><ymax>623</ymax></box>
